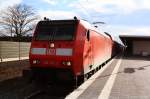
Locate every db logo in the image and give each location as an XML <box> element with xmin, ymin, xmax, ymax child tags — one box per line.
<box><xmin>47</xmin><ymin>48</ymin><xmax>56</xmax><ymax>55</ymax></box>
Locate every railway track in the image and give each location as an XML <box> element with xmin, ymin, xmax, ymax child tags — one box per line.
<box><xmin>24</xmin><ymin>89</ymin><xmax>44</xmax><ymax>99</ymax></box>
<box><xmin>0</xmin><ymin>79</ymin><xmax>74</xmax><ymax>99</ymax></box>
<box><xmin>0</xmin><ymin>69</ymin><xmax>102</xmax><ymax>99</ymax></box>
<box><xmin>23</xmin><ymin>83</ymin><xmax>75</xmax><ymax>99</ymax></box>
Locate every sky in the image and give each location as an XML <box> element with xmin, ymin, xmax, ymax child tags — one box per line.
<box><xmin>0</xmin><ymin>0</ymin><xmax>150</xmax><ymax>39</ymax></box>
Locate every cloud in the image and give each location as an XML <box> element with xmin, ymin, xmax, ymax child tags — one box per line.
<box><xmin>142</xmin><ymin>0</ymin><xmax>150</xmax><ymax>9</ymax></box>
<box><xmin>97</xmin><ymin>24</ymin><xmax>150</xmax><ymax>42</ymax></box>
<box><xmin>69</xmin><ymin>0</ymin><xmax>150</xmax><ymax>15</ymax></box>
<box><xmin>104</xmin><ymin>25</ymin><xmax>150</xmax><ymax>36</ymax></box>
<box><xmin>41</xmin><ymin>0</ymin><xmax>57</xmax><ymax>5</ymax></box>
<box><xmin>0</xmin><ymin>0</ymin><xmax>22</xmax><ymax>10</ymax></box>
<box><xmin>39</xmin><ymin>10</ymin><xmax>80</xmax><ymax>19</ymax></box>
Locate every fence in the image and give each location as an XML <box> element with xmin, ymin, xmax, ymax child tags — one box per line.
<box><xmin>0</xmin><ymin>41</ymin><xmax>31</xmax><ymax>62</ymax></box>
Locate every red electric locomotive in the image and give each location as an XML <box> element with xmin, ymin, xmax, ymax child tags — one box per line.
<box><xmin>29</xmin><ymin>17</ymin><xmax>113</xmax><ymax>84</ymax></box>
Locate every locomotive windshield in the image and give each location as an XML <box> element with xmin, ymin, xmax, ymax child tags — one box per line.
<box><xmin>35</xmin><ymin>20</ymin><xmax>76</xmax><ymax>41</ymax></box>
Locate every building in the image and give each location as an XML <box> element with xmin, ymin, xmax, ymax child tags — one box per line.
<box><xmin>120</xmin><ymin>35</ymin><xmax>150</xmax><ymax>57</ymax></box>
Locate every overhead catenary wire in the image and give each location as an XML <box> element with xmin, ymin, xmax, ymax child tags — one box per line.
<box><xmin>76</xmin><ymin>0</ymin><xmax>106</xmax><ymax>26</ymax></box>
<box><xmin>77</xmin><ymin>0</ymin><xmax>94</xmax><ymax>24</ymax></box>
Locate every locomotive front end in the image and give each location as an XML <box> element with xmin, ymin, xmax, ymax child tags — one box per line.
<box><xmin>29</xmin><ymin>19</ymin><xmax>81</xmax><ymax>82</ymax></box>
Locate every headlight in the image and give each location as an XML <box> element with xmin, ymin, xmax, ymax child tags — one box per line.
<box><xmin>62</xmin><ymin>61</ymin><xmax>66</xmax><ymax>65</ymax></box>
<box><xmin>50</xmin><ymin>43</ymin><xmax>55</xmax><ymax>48</ymax></box>
<box><xmin>66</xmin><ymin>61</ymin><xmax>71</xmax><ymax>66</ymax></box>
<box><xmin>32</xmin><ymin>60</ymin><xmax>40</xmax><ymax>64</ymax></box>
<box><xmin>62</xmin><ymin>61</ymin><xmax>72</xmax><ymax>66</ymax></box>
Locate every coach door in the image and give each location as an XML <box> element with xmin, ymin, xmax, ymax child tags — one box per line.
<box><xmin>86</xmin><ymin>30</ymin><xmax>93</xmax><ymax>70</ymax></box>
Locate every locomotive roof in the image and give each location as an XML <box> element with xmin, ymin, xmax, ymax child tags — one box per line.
<box><xmin>80</xmin><ymin>20</ymin><xmax>111</xmax><ymax>38</ymax></box>
<box><xmin>38</xmin><ymin>19</ymin><xmax>111</xmax><ymax>39</ymax></box>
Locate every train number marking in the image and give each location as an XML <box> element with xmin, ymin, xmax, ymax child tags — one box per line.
<box><xmin>47</xmin><ymin>48</ymin><xmax>56</xmax><ymax>55</ymax></box>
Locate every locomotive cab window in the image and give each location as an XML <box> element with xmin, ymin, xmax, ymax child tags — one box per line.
<box><xmin>86</xmin><ymin>30</ymin><xmax>90</xmax><ymax>41</ymax></box>
<box><xmin>35</xmin><ymin>21</ymin><xmax>76</xmax><ymax>41</ymax></box>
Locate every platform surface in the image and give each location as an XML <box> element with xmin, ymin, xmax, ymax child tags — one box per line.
<box><xmin>66</xmin><ymin>56</ymin><xmax>150</xmax><ymax>99</ymax></box>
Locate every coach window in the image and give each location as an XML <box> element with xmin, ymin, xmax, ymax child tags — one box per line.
<box><xmin>86</xmin><ymin>30</ymin><xmax>90</xmax><ymax>41</ymax></box>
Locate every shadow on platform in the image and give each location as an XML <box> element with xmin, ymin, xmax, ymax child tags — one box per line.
<box><xmin>90</xmin><ymin>61</ymin><xmax>150</xmax><ymax>81</ymax></box>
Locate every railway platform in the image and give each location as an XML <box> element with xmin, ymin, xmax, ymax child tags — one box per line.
<box><xmin>66</xmin><ymin>56</ymin><xmax>150</xmax><ymax>99</ymax></box>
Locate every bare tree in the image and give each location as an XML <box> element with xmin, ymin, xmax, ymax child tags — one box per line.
<box><xmin>0</xmin><ymin>4</ymin><xmax>39</xmax><ymax>38</ymax></box>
